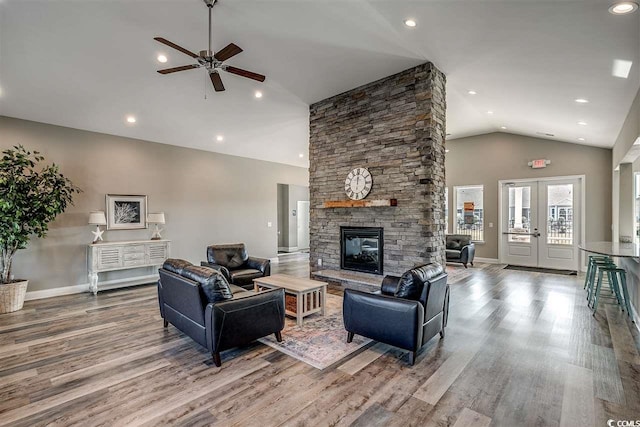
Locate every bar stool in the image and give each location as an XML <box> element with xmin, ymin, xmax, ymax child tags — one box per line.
<box><xmin>584</xmin><ymin>255</ymin><xmax>610</xmax><ymax>289</ymax></box>
<box><xmin>592</xmin><ymin>265</ymin><xmax>630</xmax><ymax>315</ymax></box>
<box><xmin>586</xmin><ymin>257</ymin><xmax>615</xmax><ymax>305</ymax></box>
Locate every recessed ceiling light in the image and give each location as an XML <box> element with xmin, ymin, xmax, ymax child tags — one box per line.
<box><xmin>612</xmin><ymin>59</ymin><xmax>633</xmax><ymax>78</ymax></box>
<box><xmin>487</xmin><ymin>111</ymin><xmax>494</xmax><ymax>115</ymax></box>
<box><xmin>126</xmin><ymin>116</ymin><xmax>136</xmax><ymax>123</ymax></box>
<box><xmin>577</xmin><ymin>121</ymin><xmax>588</xmax><ymax>126</ymax></box>
<box><xmin>255</xmin><ymin>91</ymin><xmax>263</xmax><ymax>99</ymax></box>
<box><xmin>467</xmin><ymin>90</ymin><xmax>477</xmax><ymax>95</ymax></box>
<box><xmin>609</xmin><ymin>2</ymin><xmax>638</xmax><ymax>14</ymax></box>
<box><xmin>404</xmin><ymin>19</ymin><xmax>417</xmax><ymax>27</ymax></box>
<box><xmin>578</xmin><ymin>137</ymin><xmax>586</xmax><ymax>141</ymax></box>
<box><xmin>299</xmin><ymin>153</ymin><xmax>304</xmax><ymax>158</ymax></box>
<box><xmin>157</xmin><ymin>54</ymin><xmax>168</xmax><ymax>63</ymax></box>
<box><xmin>216</xmin><ymin>135</ymin><xmax>224</xmax><ymax>142</ymax></box>
<box><xmin>575</xmin><ymin>98</ymin><xmax>589</xmax><ymax>103</ymax></box>
<box><xmin>445</xmin><ymin>149</ymin><xmax>450</xmax><ymax>153</ymax></box>
<box><xmin>500</xmin><ymin>126</ymin><xmax>507</xmax><ymax>130</ymax></box>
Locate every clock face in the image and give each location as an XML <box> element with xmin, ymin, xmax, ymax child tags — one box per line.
<box><xmin>345</xmin><ymin>168</ymin><xmax>372</xmax><ymax>200</ymax></box>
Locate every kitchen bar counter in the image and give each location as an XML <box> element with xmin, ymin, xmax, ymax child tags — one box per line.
<box><xmin>578</xmin><ymin>241</ymin><xmax>640</xmax><ymax>258</ymax></box>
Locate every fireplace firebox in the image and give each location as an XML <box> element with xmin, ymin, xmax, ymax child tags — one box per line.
<box><xmin>340</xmin><ymin>227</ymin><xmax>383</xmax><ymax>275</ymax></box>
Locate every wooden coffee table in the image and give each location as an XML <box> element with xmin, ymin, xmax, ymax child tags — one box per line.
<box><xmin>253</xmin><ymin>274</ymin><xmax>327</xmax><ymax>326</ymax></box>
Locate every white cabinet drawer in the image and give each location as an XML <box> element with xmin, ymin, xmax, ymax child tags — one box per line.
<box><xmin>124</xmin><ymin>245</ymin><xmax>145</xmax><ymax>254</ymax></box>
<box><xmin>124</xmin><ymin>252</ymin><xmax>145</xmax><ymax>261</ymax></box>
<box><xmin>124</xmin><ymin>259</ymin><xmax>146</xmax><ymax>267</ymax></box>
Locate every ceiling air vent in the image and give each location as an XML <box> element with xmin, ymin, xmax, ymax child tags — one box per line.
<box><xmin>536</xmin><ymin>132</ymin><xmax>555</xmax><ymax>137</ymax></box>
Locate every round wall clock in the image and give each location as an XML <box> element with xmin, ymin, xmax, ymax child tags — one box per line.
<box><xmin>345</xmin><ymin>167</ymin><xmax>372</xmax><ymax>200</ymax></box>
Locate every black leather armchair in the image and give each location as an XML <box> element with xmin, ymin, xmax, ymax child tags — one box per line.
<box><xmin>201</xmin><ymin>243</ymin><xmax>270</xmax><ymax>290</ymax></box>
<box><xmin>343</xmin><ymin>263</ymin><xmax>449</xmax><ymax>365</ymax></box>
<box><xmin>445</xmin><ymin>234</ymin><xmax>475</xmax><ymax>268</ymax></box>
<box><xmin>158</xmin><ymin>259</ymin><xmax>284</xmax><ymax>367</ymax></box>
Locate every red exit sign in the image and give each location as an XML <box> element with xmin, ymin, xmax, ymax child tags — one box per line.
<box><xmin>529</xmin><ymin>159</ymin><xmax>550</xmax><ymax>169</ymax></box>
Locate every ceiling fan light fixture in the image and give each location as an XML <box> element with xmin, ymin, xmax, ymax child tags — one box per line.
<box><xmin>255</xmin><ymin>91</ymin><xmax>263</xmax><ymax>99</ymax></box>
<box><xmin>404</xmin><ymin>19</ymin><xmax>417</xmax><ymax>28</ymax></box>
<box><xmin>609</xmin><ymin>2</ymin><xmax>638</xmax><ymax>14</ymax></box>
<box><xmin>157</xmin><ymin>54</ymin><xmax>167</xmax><ymax>63</ymax></box>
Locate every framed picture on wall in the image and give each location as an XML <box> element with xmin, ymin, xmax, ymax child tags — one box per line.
<box><xmin>106</xmin><ymin>194</ymin><xmax>148</xmax><ymax>230</ymax></box>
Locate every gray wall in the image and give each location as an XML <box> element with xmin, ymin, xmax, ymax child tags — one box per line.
<box><xmin>446</xmin><ymin>132</ymin><xmax>612</xmax><ymax>259</ymax></box>
<box><xmin>0</xmin><ymin>116</ymin><xmax>308</xmax><ymax>292</ymax></box>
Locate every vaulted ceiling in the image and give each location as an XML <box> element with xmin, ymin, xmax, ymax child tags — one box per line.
<box><xmin>1</xmin><ymin>0</ymin><xmax>638</xmax><ymax>167</ymax></box>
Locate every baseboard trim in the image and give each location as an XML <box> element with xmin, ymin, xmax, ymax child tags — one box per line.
<box><xmin>25</xmin><ymin>284</ymin><xmax>89</xmax><ymax>301</ymax></box>
<box><xmin>474</xmin><ymin>257</ymin><xmax>500</xmax><ymax>264</ymax></box>
<box><xmin>25</xmin><ymin>274</ymin><xmax>159</xmax><ymax>301</ymax></box>
<box><xmin>269</xmin><ymin>257</ymin><xmax>279</xmax><ymax>264</ymax></box>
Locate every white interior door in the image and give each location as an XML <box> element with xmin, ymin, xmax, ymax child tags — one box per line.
<box><xmin>538</xmin><ymin>179</ymin><xmax>580</xmax><ymax>270</ymax></box>
<box><xmin>296</xmin><ymin>201</ymin><xmax>310</xmax><ymax>250</ymax></box>
<box><xmin>500</xmin><ymin>178</ymin><xmax>581</xmax><ymax>271</ymax></box>
<box><xmin>501</xmin><ymin>182</ymin><xmax>539</xmax><ymax>267</ymax></box>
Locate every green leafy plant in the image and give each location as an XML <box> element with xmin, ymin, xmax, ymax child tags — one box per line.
<box><xmin>0</xmin><ymin>145</ymin><xmax>81</xmax><ymax>284</ymax></box>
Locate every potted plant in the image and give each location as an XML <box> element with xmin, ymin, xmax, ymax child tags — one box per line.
<box><xmin>0</xmin><ymin>145</ymin><xmax>80</xmax><ymax>313</ymax></box>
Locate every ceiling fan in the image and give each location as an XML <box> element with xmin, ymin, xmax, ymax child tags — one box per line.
<box><xmin>154</xmin><ymin>0</ymin><xmax>265</xmax><ymax>92</ymax></box>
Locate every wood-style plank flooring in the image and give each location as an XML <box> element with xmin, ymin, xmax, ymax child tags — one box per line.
<box><xmin>1</xmin><ymin>257</ymin><xmax>639</xmax><ymax>426</ymax></box>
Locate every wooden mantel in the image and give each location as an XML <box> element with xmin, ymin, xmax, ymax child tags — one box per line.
<box><xmin>322</xmin><ymin>199</ymin><xmax>397</xmax><ymax>208</ymax></box>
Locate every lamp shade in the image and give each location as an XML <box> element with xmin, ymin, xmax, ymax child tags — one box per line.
<box><xmin>88</xmin><ymin>211</ymin><xmax>106</xmax><ymax>225</ymax></box>
<box><xmin>147</xmin><ymin>212</ymin><xmax>166</xmax><ymax>224</ymax></box>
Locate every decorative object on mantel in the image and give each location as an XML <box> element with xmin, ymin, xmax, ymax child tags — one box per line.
<box><xmin>106</xmin><ymin>194</ymin><xmax>147</xmax><ymax>230</ymax></box>
<box><xmin>322</xmin><ymin>199</ymin><xmax>397</xmax><ymax>208</ymax></box>
<box><xmin>147</xmin><ymin>212</ymin><xmax>166</xmax><ymax>240</ymax></box>
<box><xmin>344</xmin><ymin>167</ymin><xmax>372</xmax><ymax>200</ymax></box>
<box><xmin>0</xmin><ymin>145</ymin><xmax>81</xmax><ymax>313</ymax></box>
<box><xmin>88</xmin><ymin>211</ymin><xmax>106</xmax><ymax>243</ymax></box>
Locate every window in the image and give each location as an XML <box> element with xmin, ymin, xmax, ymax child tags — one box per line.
<box><xmin>635</xmin><ymin>173</ymin><xmax>640</xmax><ymax>245</ymax></box>
<box><xmin>454</xmin><ymin>185</ymin><xmax>484</xmax><ymax>242</ymax></box>
<box><xmin>444</xmin><ymin>187</ymin><xmax>449</xmax><ymax>233</ymax></box>
<box><xmin>547</xmin><ymin>184</ymin><xmax>573</xmax><ymax>245</ymax></box>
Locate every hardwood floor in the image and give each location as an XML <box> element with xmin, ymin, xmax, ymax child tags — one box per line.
<box><xmin>1</xmin><ymin>259</ymin><xmax>639</xmax><ymax>426</ymax></box>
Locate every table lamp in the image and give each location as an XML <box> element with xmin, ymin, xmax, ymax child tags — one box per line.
<box><xmin>88</xmin><ymin>211</ymin><xmax>106</xmax><ymax>243</ymax></box>
<box><xmin>147</xmin><ymin>212</ymin><xmax>166</xmax><ymax>240</ymax></box>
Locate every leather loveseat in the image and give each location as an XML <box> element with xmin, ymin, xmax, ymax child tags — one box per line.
<box><xmin>201</xmin><ymin>243</ymin><xmax>270</xmax><ymax>290</ymax></box>
<box><xmin>445</xmin><ymin>234</ymin><xmax>475</xmax><ymax>268</ymax></box>
<box><xmin>158</xmin><ymin>258</ymin><xmax>284</xmax><ymax>366</ymax></box>
<box><xmin>343</xmin><ymin>263</ymin><xmax>449</xmax><ymax>365</ymax></box>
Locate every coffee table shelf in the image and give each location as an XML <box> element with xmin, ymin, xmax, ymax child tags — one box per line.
<box><xmin>254</xmin><ymin>274</ymin><xmax>327</xmax><ymax>326</ymax></box>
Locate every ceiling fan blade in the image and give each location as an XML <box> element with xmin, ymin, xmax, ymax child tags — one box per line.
<box><xmin>214</xmin><ymin>43</ymin><xmax>243</xmax><ymax>61</ymax></box>
<box><xmin>210</xmin><ymin>72</ymin><xmax>225</xmax><ymax>92</ymax></box>
<box><xmin>157</xmin><ymin>64</ymin><xmax>200</xmax><ymax>74</ymax></box>
<box><xmin>224</xmin><ymin>66</ymin><xmax>266</xmax><ymax>82</ymax></box>
<box><xmin>154</xmin><ymin>37</ymin><xmax>199</xmax><ymax>59</ymax></box>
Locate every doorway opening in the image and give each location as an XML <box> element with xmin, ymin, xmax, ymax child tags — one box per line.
<box><xmin>498</xmin><ymin>176</ymin><xmax>584</xmax><ymax>271</ymax></box>
<box><xmin>277</xmin><ymin>183</ymin><xmax>310</xmax><ymax>255</ymax></box>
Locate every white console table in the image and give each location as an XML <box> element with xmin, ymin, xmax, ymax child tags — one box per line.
<box><xmin>87</xmin><ymin>240</ymin><xmax>171</xmax><ymax>294</ymax></box>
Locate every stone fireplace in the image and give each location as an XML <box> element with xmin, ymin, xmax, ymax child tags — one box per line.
<box><xmin>309</xmin><ymin>62</ymin><xmax>446</xmax><ymax>278</ymax></box>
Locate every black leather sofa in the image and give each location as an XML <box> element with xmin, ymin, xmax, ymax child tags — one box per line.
<box><xmin>343</xmin><ymin>263</ymin><xmax>449</xmax><ymax>365</ymax></box>
<box><xmin>158</xmin><ymin>258</ymin><xmax>284</xmax><ymax>366</ymax></box>
<box><xmin>445</xmin><ymin>234</ymin><xmax>475</xmax><ymax>268</ymax></box>
<box><xmin>201</xmin><ymin>243</ymin><xmax>270</xmax><ymax>290</ymax></box>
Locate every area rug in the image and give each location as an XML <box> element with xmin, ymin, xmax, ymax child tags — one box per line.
<box><xmin>258</xmin><ymin>293</ymin><xmax>372</xmax><ymax>370</ymax></box>
<box><xmin>504</xmin><ymin>265</ymin><xmax>577</xmax><ymax>275</ymax></box>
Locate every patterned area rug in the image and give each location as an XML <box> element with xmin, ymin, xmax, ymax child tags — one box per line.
<box><xmin>258</xmin><ymin>293</ymin><xmax>372</xmax><ymax>370</ymax></box>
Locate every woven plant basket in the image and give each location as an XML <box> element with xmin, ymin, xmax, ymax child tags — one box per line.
<box><xmin>0</xmin><ymin>280</ymin><xmax>28</xmax><ymax>314</ymax></box>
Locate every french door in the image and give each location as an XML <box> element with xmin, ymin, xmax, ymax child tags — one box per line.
<box><xmin>500</xmin><ymin>178</ymin><xmax>580</xmax><ymax>270</ymax></box>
